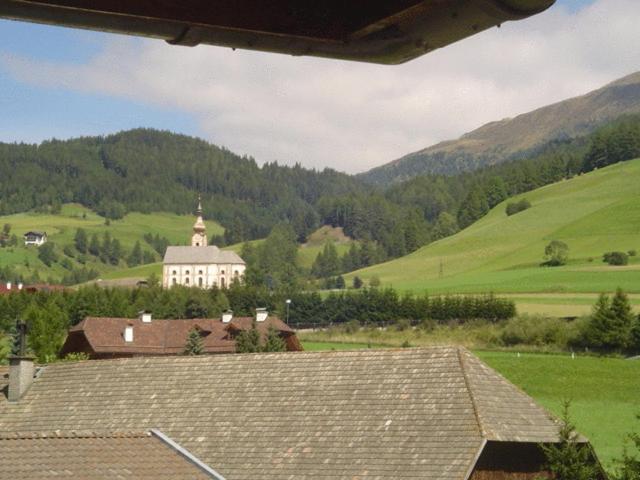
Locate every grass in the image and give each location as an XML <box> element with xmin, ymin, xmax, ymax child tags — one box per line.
<box><xmin>301</xmin><ymin>339</ymin><xmax>639</xmax><ymax>471</ymax></box>
<box><xmin>477</xmin><ymin>351</ymin><xmax>640</xmax><ymax>470</ymax></box>
<box><xmin>0</xmin><ymin>204</ymin><xmax>224</xmax><ymax>280</ymax></box>
<box><xmin>347</xmin><ymin>159</ymin><xmax>640</xmax><ymax>295</ymax></box>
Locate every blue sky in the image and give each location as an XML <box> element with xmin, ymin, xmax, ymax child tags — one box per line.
<box><xmin>1</xmin><ymin>0</ymin><xmax>636</xmax><ymax>173</ymax></box>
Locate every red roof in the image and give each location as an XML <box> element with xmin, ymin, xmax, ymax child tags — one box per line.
<box><xmin>61</xmin><ymin>315</ymin><xmax>299</xmax><ymax>357</ymax></box>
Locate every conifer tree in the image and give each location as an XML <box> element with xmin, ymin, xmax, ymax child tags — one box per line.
<box><xmin>540</xmin><ymin>401</ymin><xmax>600</xmax><ymax>480</ymax></box>
<box><xmin>74</xmin><ymin>228</ymin><xmax>88</xmax><ymax>254</ymax></box>
<box><xmin>184</xmin><ymin>327</ymin><xmax>204</xmax><ymax>355</ymax></box>
<box><xmin>263</xmin><ymin>326</ymin><xmax>286</xmax><ymax>352</ymax></box>
<box><xmin>235</xmin><ymin>322</ymin><xmax>261</xmax><ymax>353</ymax></box>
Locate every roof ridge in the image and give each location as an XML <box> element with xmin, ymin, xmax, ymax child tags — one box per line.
<box><xmin>456</xmin><ymin>347</ymin><xmax>486</xmax><ymax>438</ymax></box>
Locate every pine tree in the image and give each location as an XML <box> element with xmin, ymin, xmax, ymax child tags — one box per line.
<box><xmin>263</xmin><ymin>326</ymin><xmax>286</xmax><ymax>352</ymax></box>
<box><xmin>88</xmin><ymin>233</ymin><xmax>100</xmax><ymax>256</ymax></box>
<box><xmin>610</xmin><ymin>288</ymin><xmax>635</xmax><ymax>350</ymax></box>
<box><xmin>235</xmin><ymin>322</ymin><xmax>261</xmax><ymax>353</ymax></box>
<box><xmin>540</xmin><ymin>401</ymin><xmax>600</xmax><ymax>480</ymax></box>
<box><xmin>184</xmin><ymin>327</ymin><xmax>204</xmax><ymax>355</ymax></box>
<box><xmin>127</xmin><ymin>240</ymin><xmax>143</xmax><ymax>267</ymax></box>
<box><xmin>74</xmin><ymin>228</ymin><xmax>88</xmax><ymax>254</ymax></box>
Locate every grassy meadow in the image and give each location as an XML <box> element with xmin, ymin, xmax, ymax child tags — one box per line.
<box><xmin>0</xmin><ymin>204</ymin><xmax>224</xmax><ymax>279</ymax></box>
<box><xmin>301</xmin><ymin>340</ymin><xmax>640</xmax><ymax>471</ymax></box>
<box><xmin>347</xmin><ymin>159</ymin><xmax>640</xmax><ymax>296</ymax></box>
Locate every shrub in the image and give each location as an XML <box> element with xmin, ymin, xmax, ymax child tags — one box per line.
<box><xmin>543</xmin><ymin>240</ymin><xmax>569</xmax><ymax>266</ymax></box>
<box><xmin>505</xmin><ymin>199</ymin><xmax>531</xmax><ymax>216</ymax></box>
<box><xmin>628</xmin><ymin>249</ymin><xmax>637</xmax><ymax>257</ymax></box>
<box><xmin>604</xmin><ymin>251</ymin><xmax>629</xmax><ymax>266</ymax></box>
<box><xmin>395</xmin><ymin>318</ymin><xmax>411</xmax><ymax>332</ymax></box>
<box><xmin>501</xmin><ymin>315</ymin><xmax>571</xmax><ymax>348</ymax></box>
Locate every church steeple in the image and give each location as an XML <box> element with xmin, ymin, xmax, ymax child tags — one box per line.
<box><xmin>191</xmin><ymin>195</ymin><xmax>207</xmax><ymax>247</ymax></box>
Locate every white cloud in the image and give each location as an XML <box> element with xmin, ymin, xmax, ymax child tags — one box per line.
<box><xmin>2</xmin><ymin>0</ymin><xmax>640</xmax><ymax>173</ymax></box>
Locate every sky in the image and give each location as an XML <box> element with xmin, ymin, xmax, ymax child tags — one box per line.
<box><xmin>0</xmin><ymin>0</ymin><xmax>639</xmax><ymax>174</ymax></box>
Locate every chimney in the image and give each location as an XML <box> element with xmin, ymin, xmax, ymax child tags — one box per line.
<box><xmin>6</xmin><ymin>281</ymin><xmax>11</xmax><ymax>290</ymax></box>
<box><xmin>8</xmin><ymin>356</ymin><xmax>35</xmax><ymax>402</ymax></box>
<box><xmin>17</xmin><ymin>283</ymin><xmax>23</xmax><ymax>290</ymax></box>
<box><xmin>139</xmin><ymin>311</ymin><xmax>152</xmax><ymax>323</ymax></box>
<box><xmin>124</xmin><ymin>325</ymin><xmax>134</xmax><ymax>342</ymax></box>
<box><xmin>255</xmin><ymin>308</ymin><xmax>268</xmax><ymax>322</ymax></box>
<box><xmin>222</xmin><ymin>310</ymin><xmax>233</xmax><ymax>323</ymax></box>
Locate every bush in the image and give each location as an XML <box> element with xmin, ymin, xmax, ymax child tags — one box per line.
<box><xmin>501</xmin><ymin>315</ymin><xmax>572</xmax><ymax>348</ymax></box>
<box><xmin>628</xmin><ymin>249</ymin><xmax>637</xmax><ymax>257</ymax></box>
<box><xmin>505</xmin><ymin>199</ymin><xmax>531</xmax><ymax>216</ymax></box>
<box><xmin>604</xmin><ymin>251</ymin><xmax>629</xmax><ymax>266</ymax></box>
<box><xmin>543</xmin><ymin>240</ymin><xmax>569</xmax><ymax>266</ymax></box>
<box><xmin>395</xmin><ymin>318</ymin><xmax>411</xmax><ymax>332</ymax></box>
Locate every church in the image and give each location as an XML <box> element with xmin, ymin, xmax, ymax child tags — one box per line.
<box><xmin>162</xmin><ymin>200</ymin><xmax>245</xmax><ymax>289</ymax></box>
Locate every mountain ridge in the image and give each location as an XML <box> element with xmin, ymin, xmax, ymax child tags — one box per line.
<box><xmin>359</xmin><ymin>71</ymin><xmax>640</xmax><ymax>185</ymax></box>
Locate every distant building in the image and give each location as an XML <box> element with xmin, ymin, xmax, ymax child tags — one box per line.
<box><xmin>23</xmin><ymin>231</ymin><xmax>47</xmax><ymax>246</ymax></box>
<box><xmin>0</xmin><ymin>282</ymin><xmax>64</xmax><ymax>296</ymax></box>
<box><xmin>162</xmin><ymin>199</ymin><xmax>245</xmax><ymax>289</ymax></box>
<box><xmin>60</xmin><ymin>309</ymin><xmax>302</xmax><ymax>359</ymax></box>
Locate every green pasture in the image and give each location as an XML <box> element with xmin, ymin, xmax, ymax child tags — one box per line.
<box><xmin>0</xmin><ymin>204</ymin><xmax>224</xmax><ymax>279</ymax></box>
<box><xmin>477</xmin><ymin>351</ymin><xmax>640</xmax><ymax>471</ymax></box>
<box><xmin>347</xmin><ymin>159</ymin><xmax>640</xmax><ymax>295</ymax></box>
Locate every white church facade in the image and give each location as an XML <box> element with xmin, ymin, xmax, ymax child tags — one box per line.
<box><xmin>162</xmin><ymin>200</ymin><xmax>245</xmax><ymax>289</ymax></box>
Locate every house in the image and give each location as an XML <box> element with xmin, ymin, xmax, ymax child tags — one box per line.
<box><xmin>0</xmin><ymin>347</ymin><xmax>605</xmax><ymax>479</ymax></box>
<box><xmin>59</xmin><ymin>309</ymin><xmax>302</xmax><ymax>359</ymax></box>
<box><xmin>162</xmin><ymin>199</ymin><xmax>245</xmax><ymax>289</ymax></box>
<box><xmin>23</xmin><ymin>230</ymin><xmax>47</xmax><ymax>246</ymax></box>
<box><xmin>0</xmin><ymin>282</ymin><xmax>64</xmax><ymax>295</ymax></box>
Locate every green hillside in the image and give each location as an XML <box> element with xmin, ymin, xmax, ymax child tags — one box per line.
<box><xmin>348</xmin><ymin>159</ymin><xmax>640</xmax><ymax>294</ymax></box>
<box><xmin>0</xmin><ymin>204</ymin><xmax>223</xmax><ymax>281</ymax></box>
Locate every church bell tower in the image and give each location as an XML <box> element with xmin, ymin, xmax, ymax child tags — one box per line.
<box><xmin>191</xmin><ymin>196</ymin><xmax>207</xmax><ymax>247</ymax></box>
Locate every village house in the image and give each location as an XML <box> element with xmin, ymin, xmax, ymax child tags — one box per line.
<box><xmin>22</xmin><ymin>230</ymin><xmax>47</xmax><ymax>246</ymax></box>
<box><xmin>162</xmin><ymin>199</ymin><xmax>245</xmax><ymax>289</ymax></box>
<box><xmin>59</xmin><ymin>309</ymin><xmax>302</xmax><ymax>358</ymax></box>
<box><xmin>0</xmin><ymin>347</ymin><xmax>605</xmax><ymax>479</ymax></box>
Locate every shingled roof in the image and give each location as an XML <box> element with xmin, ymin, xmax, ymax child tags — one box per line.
<box><xmin>0</xmin><ymin>347</ymin><xmax>571</xmax><ymax>479</ymax></box>
<box><xmin>163</xmin><ymin>245</ymin><xmax>244</xmax><ymax>264</ymax></box>
<box><xmin>60</xmin><ymin>315</ymin><xmax>300</xmax><ymax>357</ymax></box>
<box><xmin>0</xmin><ymin>430</ymin><xmax>220</xmax><ymax>479</ymax></box>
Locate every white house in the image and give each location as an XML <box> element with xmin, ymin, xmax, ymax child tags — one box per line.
<box><xmin>162</xmin><ymin>200</ymin><xmax>245</xmax><ymax>289</ymax></box>
<box><xmin>23</xmin><ymin>231</ymin><xmax>47</xmax><ymax>247</ymax></box>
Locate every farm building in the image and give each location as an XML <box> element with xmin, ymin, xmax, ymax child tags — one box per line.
<box><xmin>59</xmin><ymin>309</ymin><xmax>302</xmax><ymax>358</ymax></box>
<box><xmin>22</xmin><ymin>230</ymin><xmax>47</xmax><ymax>246</ymax></box>
<box><xmin>0</xmin><ymin>347</ymin><xmax>605</xmax><ymax>479</ymax></box>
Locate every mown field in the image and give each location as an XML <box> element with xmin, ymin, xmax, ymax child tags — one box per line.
<box><xmin>347</xmin><ymin>159</ymin><xmax>640</xmax><ymax>295</ymax></box>
<box><xmin>302</xmin><ymin>341</ymin><xmax>640</xmax><ymax>471</ymax></box>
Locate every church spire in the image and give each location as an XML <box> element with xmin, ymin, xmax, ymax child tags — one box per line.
<box><xmin>191</xmin><ymin>195</ymin><xmax>207</xmax><ymax>247</ymax></box>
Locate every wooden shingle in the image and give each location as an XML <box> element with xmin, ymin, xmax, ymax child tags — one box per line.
<box><xmin>0</xmin><ymin>347</ymin><xmax>571</xmax><ymax>479</ymax></box>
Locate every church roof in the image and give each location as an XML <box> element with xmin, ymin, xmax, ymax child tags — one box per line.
<box><xmin>163</xmin><ymin>246</ymin><xmax>244</xmax><ymax>265</ymax></box>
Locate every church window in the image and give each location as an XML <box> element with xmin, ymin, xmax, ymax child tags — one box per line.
<box><xmin>234</xmin><ymin>270</ymin><xmax>239</xmax><ymax>276</ymax></box>
<box><xmin>185</xmin><ymin>270</ymin><xmax>190</xmax><ymax>275</ymax></box>
<box><xmin>195</xmin><ymin>242</ymin><xmax>200</xmax><ymax>246</ymax></box>
<box><xmin>198</xmin><ymin>270</ymin><xmax>203</xmax><ymax>275</ymax></box>
<box><xmin>221</xmin><ymin>269</ymin><xmax>225</xmax><ymax>275</ymax></box>
<box><xmin>172</xmin><ymin>278</ymin><xmax>177</xmax><ymax>286</ymax></box>
<box><xmin>198</xmin><ymin>277</ymin><xmax>203</xmax><ymax>287</ymax></box>
<box><xmin>185</xmin><ymin>278</ymin><xmax>190</xmax><ymax>285</ymax></box>
<box><xmin>172</xmin><ymin>270</ymin><xmax>177</xmax><ymax>275</ymax></box>
<box><xmin>220</xmin><ymin>278</ymin><xmax>226</xmax><ymax>288</ymax></box>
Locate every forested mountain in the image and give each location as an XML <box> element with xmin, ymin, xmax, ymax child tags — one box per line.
<box><xmin>359</xmin><ymin>71</ymin><xmax>640</xmax><ymax>185</ymax></box>
<box><xmin>0</xmin><ymin>129</ymin><xmax>366</xmax><ymax>242</ymax></box>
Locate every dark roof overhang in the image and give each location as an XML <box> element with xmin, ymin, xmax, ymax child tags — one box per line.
<box><xmin>0</xmin><ymin>0</ymin><xmax>555</xmax><ymax>64</ymax></box>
